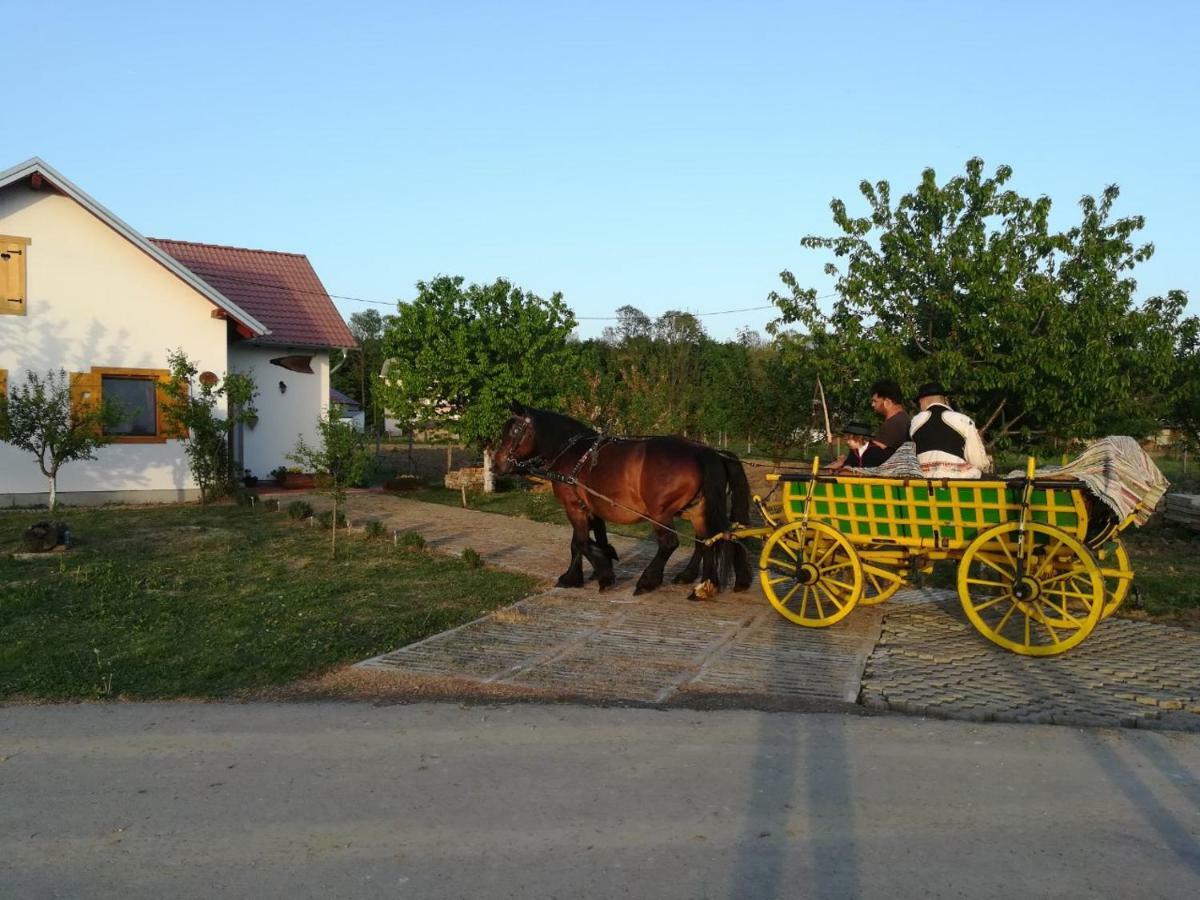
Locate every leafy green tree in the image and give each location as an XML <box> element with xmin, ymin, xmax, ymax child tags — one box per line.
<box><xmin>331</xmin><ymin>309</ymin><xmax>391</xmax><ymax>434</ymax></box>
<box><xmin>0</xmin><ymin>368</ymin><xmax>124</xmax><ymax>511</ymax></box>
<box><xmin>379</xmin><ymin>276</ymin><xmax>578</xmax><ymax>488</ymax></box>
<box><xmin>288</xmin><ymin>406</ymin><xmax>374</xmax><ymax>556</ymax></box>
<box><xmin>160</xmin><ymin>349</ymin><xmax>258</xmax><ymax>504</ymax></box>
<box><xmin>770</xmin><ymin>158</ymin><xmax>1184</xmax><ymax>450</ymax></box>
<box><xmin>1169</xmin><ymin>314</ymin><xmax>1200</xmax><ymax>450</ymax></box>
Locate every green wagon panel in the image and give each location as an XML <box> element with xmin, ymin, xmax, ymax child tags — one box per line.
<box><xmin>780</xmin><ymin>476</ymin><xmax>1088</xmax><ymax>549</ymax></box>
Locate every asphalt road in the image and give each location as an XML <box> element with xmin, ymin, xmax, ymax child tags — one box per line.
<box><xmin>3</xmin><ymin>702</ymin><xmax>1200</xmax><ymax>899</ymax></box>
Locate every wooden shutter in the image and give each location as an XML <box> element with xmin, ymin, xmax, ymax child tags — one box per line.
<box><xmin>0</xmin><ymin>368</ymin><xmax>7</xmax><ymax>397</ymax></box>
<box><xmin>1</xmin><ymin>235</ymin><xmax>30</xmax><ymax>316</ymax></box>
<box><xmin>157</xmin><ymin>374</ymin><xmax>190</xmax><ymax>439</ymax></box>
<box><xmin>69</xmin><ymin>371</ymin><xmax>102</xmax><ymax>434</ymax></box>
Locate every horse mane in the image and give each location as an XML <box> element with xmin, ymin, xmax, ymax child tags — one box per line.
<box><xmin>525</xmin><ymin>407</ymin><xmax>596</xmax><ymax>459</ymax></box>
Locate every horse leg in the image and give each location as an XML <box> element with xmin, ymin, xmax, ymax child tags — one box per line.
<box><xmin>586</xmin><ymin>516</ymin><xmax>619</xmax><ymax>581</ymax></box>
<box><xmin>681</xmin><ymin>504</ymin><xmax>720</xmax><ymax>601</ymax></box>
<box><xmin>556</xmin><ymin>510</ymin><xmax>590</xmax><ymax>589</ymax></box>
<box><xmin>671</xmin><ymin>542</ymin><xmax>702</xmax><ymax>585</ymax></box>
<box><xmin>591</xmin><ymin>516</ymin><xmax>619</xmax><ymax>561</ymax></box>
<box><xmin>560</xmin><ymin>504</ymin><xmax>614</xmax><ymax>591</ymax></box>
<box><xmin>634</xmin><ymin>521</ymin><xmax>679</xmax><ymax>595</ymax></box>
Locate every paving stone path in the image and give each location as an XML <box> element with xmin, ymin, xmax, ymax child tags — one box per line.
<box><xmin>862</xmin><ymin>589</ymin><xmax>1200</xmax><ymax>731</ymax></box>
<box><xmin>276</xmin><ymin>490</ymin><xmax>1200</xmax><ymax>729</ymax></box>
<box><xmin>279</xmin><ymin>489</ymin><xmax>880</xmax><ymax>709</ymax></box>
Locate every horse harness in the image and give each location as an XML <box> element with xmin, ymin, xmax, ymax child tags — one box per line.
<box><xmin>511</xmin><ymin>431</ymin><xmax>715</xmax><ymax>545</ymax></box>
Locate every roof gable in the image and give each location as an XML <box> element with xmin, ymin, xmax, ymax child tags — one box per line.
<box><xmin>0</xmin><ymin>157</ymin><xmax>269</xmax><ymax>337</ymax></box>
<box><xmin>149</xmin><ymin>239</ymin><xmax>357</xmax><ymax>350</ymax></box>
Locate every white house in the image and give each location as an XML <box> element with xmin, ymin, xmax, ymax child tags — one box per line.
<box><xmin>0</xmin><ymin>158</ymin><xmax>357</xmax><ymax>505</ymax></box>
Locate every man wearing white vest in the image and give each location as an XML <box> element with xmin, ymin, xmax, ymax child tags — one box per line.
<box><xmin>910</xmin><ymin>382</ymin><xmax>992</xmax><ymax>479</ymax></box>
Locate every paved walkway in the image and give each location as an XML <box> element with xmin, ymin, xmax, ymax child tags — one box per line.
<box><xmin>284</xmin><ymin>490</ymin><xmax>1200</xmax><ymax>729</ymax></box>
<box><xmin>286</xmin><ymin>490</ymin><xmax>881</xmax><ymax>710</ymax></box>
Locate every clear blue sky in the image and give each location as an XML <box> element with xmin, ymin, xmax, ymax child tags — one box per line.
<box><xmin>6</xmin><ymin>0</ymin><xmax>1196</xmax><ymax>340</ymax></box>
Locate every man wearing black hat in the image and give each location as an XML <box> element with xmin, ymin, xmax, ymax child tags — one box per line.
<box><xmin>910</xmin><ymin>382</ymin><xmax>991</xmax><ymax>478</ymax></box>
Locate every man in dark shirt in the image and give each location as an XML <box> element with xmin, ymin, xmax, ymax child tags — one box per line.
<box><xmin>867</xmin><ymin>378</ymin><xmax>911</xmax><ymax>462</ymax></box>
<box><xmin>828</xmin><ymin>380</ymin><xmax>910</xmax><ymax>472</ymax></box>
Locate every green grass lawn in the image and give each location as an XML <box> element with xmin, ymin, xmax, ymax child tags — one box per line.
<box><xmin>0</xmin><ymin>503</ymin><xmax>539</xmax><ymax>700</ymax></box>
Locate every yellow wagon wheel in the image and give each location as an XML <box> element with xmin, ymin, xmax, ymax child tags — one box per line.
<box><xmin>858</xmin><ymin>560</ymin><xmax>906</xmax><ymax>606</ymax></box>
<box><xmin>759</xmin><ymin>520</ymin><xmax>863</xmax><ymax>627</ymax></box>
<box><xmin>957</xmin><ymin>522</ymin><xmax>1103</xmax><ymax>656</ymax></box>
<box><xmin>1095</xmin><ymin>539</ymin><xmax>1133</xmax><ymax>619</ymax></box>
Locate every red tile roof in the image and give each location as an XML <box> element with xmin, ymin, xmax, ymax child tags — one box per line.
<box><xmin>148</xmin><ymin>238</ymin><xmax>357</xmax><ymax>349</ymax></box>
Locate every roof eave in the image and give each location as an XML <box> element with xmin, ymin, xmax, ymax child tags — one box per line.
<box><xmin>0</xmin><ymin>157</ymin><xmax>272</xmax><ymax>339</ymax></box>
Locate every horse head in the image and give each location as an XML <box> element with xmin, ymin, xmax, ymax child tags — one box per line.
<box><xmin>493</xmin><ymin>401</ymin><xmax>537</xmax><ymax>475</ymax></box>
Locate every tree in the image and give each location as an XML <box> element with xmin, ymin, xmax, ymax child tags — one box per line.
<box><xmin>159</xmin><ymin>350</ymin><xmax>258</xmax><ymax>504</ymax></box>
<box><xmin>0</xmin><ymin>368</ymin><xmax>124</xmax><ymax>511</ymax></box>
<box><xmin>331</xmin><ymin>309</ymin><xmax>390</xmax><ymax>435</ymax></box>
<box><xmin>288</xmin><ymin>406</ymin><xmax>374</xmax><ymax>556</ymax></box>
<box><xmin>769</xmin><ymin>158</ymin><xmax>1184</xmax><ymax>450</ymax></box>
<box><xmin>379</xmin><ymin>276</ymin><xmax>578</xmax><ymax>489</ymax></box>
<box><xmin>1169</xmin><ymin>314</ymin><xmax>1200</xmax><ymax>450</ymax></box>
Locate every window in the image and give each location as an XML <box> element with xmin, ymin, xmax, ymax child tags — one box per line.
<box><xmin>1</xmin><ymin>235</ymin><xmax>30</xmax><ymax>316</ymax></box>
<box><xmin>102</xmin><ymin>376</ymin><xmax>158</xmax><ymax>436</ymax></box>
<box><xmin>70</xmin><ymin>367</ymin><xmax>187</xmax><ymax>444</ymax></box>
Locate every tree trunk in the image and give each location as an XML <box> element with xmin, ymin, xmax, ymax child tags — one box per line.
<box><xmin>483</xmin><ymin>448</ymin><xmax>495</xmax><ymax>494</ymax></box>
<box><xmin>331</xmin><ymin>494</ymin><xmax>338</xmax><ymax>556</ymax></box>
<box><xmin>445</xmin><ymin>442</ymin><xmax>452</xmax><ymax>474</ymax></box>
<box><xmin>48</xmin><ymin>474</ymin><xmax>57</xmax><ymax>512</ymax></box>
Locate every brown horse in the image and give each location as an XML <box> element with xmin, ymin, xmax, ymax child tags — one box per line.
<box><xmin>493</xmin><ymin>403</ymin><xmax>751</xmax><ymax>598</ymax></box>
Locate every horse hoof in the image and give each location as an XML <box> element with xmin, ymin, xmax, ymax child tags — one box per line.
<box><xmin>633</xmin><ymin>580</ymin><xmax>659</xmax><ymax>595</ymax></box>
<box><xmin>733</xmin><ymin>581</ymin><xmax>752</xmax><ymax>593</ymax></box>
<box><xmin>604</xmin><ymin>545</ymin><xmax>620</xmax><ymax>561</ymax></box>
<box><xmin>672</xmin><ymin>572</ymin><xmax>695</xmax><ymax>585</ymax></box>
<box><xmin>597</xmin><ymin>578</ymin><xmax>616</xmax><ymax>593</ymax></box>
<box><xmin>557</xmin><ymin>575</ymin><xmax>584</xmax><ymax>589</ymax></box>
<box><xmin>688</xmin><ymin>580</ymin><xmax>718</xmax><ymax>601</ymax></box>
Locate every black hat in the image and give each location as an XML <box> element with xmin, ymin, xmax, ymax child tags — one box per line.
<box><xmin>841</xmin><ymin>420</ymin><xmax>873</xmax><ymax>438</ymax></box>
<box><xmin>915</xmin><ymin>382</ymin><xmax>949</xmax><ymax>402</ymax></box>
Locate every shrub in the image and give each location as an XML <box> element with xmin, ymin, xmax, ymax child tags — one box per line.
<box><xmin>364</xmin><ymin>519</ymin><xmax>387</xmax><ymax>539</ymax></box>
<box><xmin>317</xmin><ymin>509</ymin><xmax>347</xmax><ymax>530</ymax></box>
<box><xmin>461</xmin><ymin>547</ymin><xmax>483</xmax><ymax>568</ymax></box>
<box><xmin>287</xmin><ymin>500</ymin><xmax>314</xmax><ymax>520</ymax></box>
<box><xmin>397</xmin><ymin>531</ymin><xmax>426</xmax><ymax>551</ymax></box>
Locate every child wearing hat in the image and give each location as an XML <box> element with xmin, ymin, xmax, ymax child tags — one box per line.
<box><xmin>830</xmin><ymin>421</ymin><xmax>888</xmax><ymax>471</ymax></box>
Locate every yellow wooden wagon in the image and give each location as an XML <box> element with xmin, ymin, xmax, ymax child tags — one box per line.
<box><xmin>742</xmin><ymin>459</ymin><xmax>1138</xmax><ymax>656</ymax></box>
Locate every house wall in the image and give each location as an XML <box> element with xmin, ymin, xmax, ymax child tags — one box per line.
<box><xmin>0</xmin><ymin>182</ymin><xmax>227</xmax><ymax>504</ymax></box>
<box><xmin>229</xmin><ymin>345</ymin><xmax>329</xmax><ymax>481</ymax></box>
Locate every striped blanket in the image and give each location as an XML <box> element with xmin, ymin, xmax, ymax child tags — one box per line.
<box><xmin>844</xmin><ymin>436</ymin><xmax>1168</xmax><ymax>526</ymax></box>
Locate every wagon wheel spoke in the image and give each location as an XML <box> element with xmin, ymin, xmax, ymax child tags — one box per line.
<box><xmin>778</xmin><ymin>582</ymin><xmax>801</xmax><ymax>609</ymax></box>
<box><xmin>1031</xmin><ymin>538</ymin><xmax>1066</xmax><ymax>581</ymax></box>
<box><xmin>816</xmin><ymin>582</ymin><xmax>846</xmax><ymax>611</ymax></box>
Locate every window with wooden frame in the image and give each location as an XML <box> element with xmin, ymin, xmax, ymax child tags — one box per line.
<box><xmin>1</xmin><ymin>235</ymin><xmax>30</xmax><ymax>315</ymax></box>
<box><xmin>70</xmin><ymin>367</ymin><xmax>188</xmax><ymax>444</ymax></box>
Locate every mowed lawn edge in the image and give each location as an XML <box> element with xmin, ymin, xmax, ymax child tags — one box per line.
<box><xmin>0</xmin><ymin>503</ymin><xmax>541</xmax><ymax>701</ymax></box>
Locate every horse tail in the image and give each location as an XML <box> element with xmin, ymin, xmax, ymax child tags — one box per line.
<box><xmin>715</xmin><ymin>450</ymin><xmax>753</xmax><ymax>592</ymax></box>
<box><xmin>699</xmin><ymin>448</ymin><xmax>733</xmax><ymax>538</ymax></box>
<box><xmin>717</xmin><ymin>450</ymin><xmax>750</xmax><ymax>528</ymax></box>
